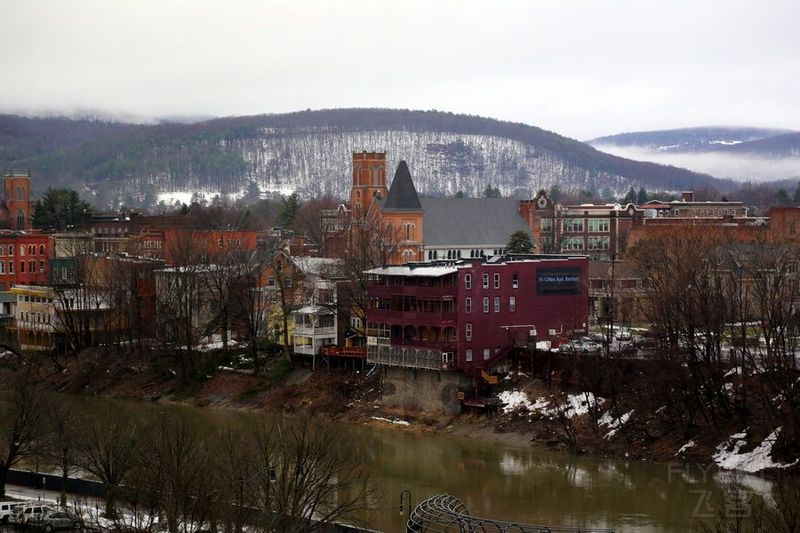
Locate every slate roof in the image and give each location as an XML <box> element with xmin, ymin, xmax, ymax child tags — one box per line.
<box><xmin>382</xmin><ymin>161</ymin><xmax>422</xmax><ymax>211</ymax></box>
<box><xmin>419</xmin><ymin>197</ymin><xmax>533</xmax><ymax>247</ymax></box>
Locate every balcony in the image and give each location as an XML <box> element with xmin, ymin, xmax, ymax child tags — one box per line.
<box><xmin>293</xmin><ymin>325</ymin><xmax>336</xmax><ymax>337</ymax></box>
<box><xmin>368</xmin><ymin>309</ymin><xmax>457</xmax><ymax>327</ymax></box>
<box><xmin>367</xmin><ymin>344</ymin><xmax>450</xmax><ymax>372</ymax></box>
<box><xmin>294</xmin><ymin>344</ymin><xmax>315</xmax><ymax>356</ymax></box>
<box><xmin>368</xmin><ymin>284</ymin><xmax>457</xmax><ymax>299</ymax></box>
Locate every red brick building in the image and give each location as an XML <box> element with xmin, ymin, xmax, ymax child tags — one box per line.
<box><xmin>0</xmin><ymin>231</ymin><xmax>50</xmax><ymax>289</ymax></box>
<box><xmin>365</xmin><ymin>255</ymin><xmax>588</xmax><ymax>375</ymax></box>
<box><xmin>1</xmin><ymin>170</ymin><xmax>34</xmax><ymax>230</ymax></box>
<box><xmin>163</xmin><ymin>229</ymin><xmax>258</xmax><ymax>265</ymax></box>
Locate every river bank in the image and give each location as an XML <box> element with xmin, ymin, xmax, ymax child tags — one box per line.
<box><xmin>34</xmin><ymin>347</ymin><xmax>800</xmax><ymax>476</ymax></box>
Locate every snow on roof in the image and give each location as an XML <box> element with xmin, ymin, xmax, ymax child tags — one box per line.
<box><xmin>364</xmin><ymin>265</ymin><xmax>459</xmax><ymax>278</ymax></box>
<box><xmin>294</xmin><ymin>305</ymin><xmax>334</xmax><ymax>315</ymax></box>
<box><xmin>291</xmin><ymin>256</ymin><xmax>343</xmax><ymax>277</ymax></box>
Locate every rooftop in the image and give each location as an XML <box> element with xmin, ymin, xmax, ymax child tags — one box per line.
<box><xmin>420</xmin><ymin>197</ymin><xmax>532</xmax><ymax>247</ymax></box>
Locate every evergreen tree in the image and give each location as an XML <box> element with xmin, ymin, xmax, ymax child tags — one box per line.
<box><xmin>636</xmin><ymin>187</ymin><xmax>648</xmax><ymax>204</ymax></box>
<box><xmin>793</xmin><ymin>183</ymin><xmax>800</xmax><ymax>204</ymax></box>
<box><xmin>482</xmin><ymin>185</ymin><xmax>501</xmax><ymax>198</ymax></box>
<box><xmin>776</xmin><ymin>188</ymin><xmax>790</xmax><ymax>205</ymax></box>
<box><xmin>549</xmin><ymin>185</ymin><xmax>562</xmax><ymax>202</ymax></box>
<box><xmin>32</xmin><ymin>188</ymin><xmax>90</xmax><ymax>231</ymax></box>
<box><xmin>506</xmin><ymin>230</ymin><xmax>534</xmax><ymax>254</ymax></box>
<box><xmin>277</xmin><ymin>193</ymin><xmax>302</xmax><ymax>227</ymax></box>
<box><xmin>623</xmin><ymin>187</ymin><xmax>636</xmax><ymax>204</ymax></box>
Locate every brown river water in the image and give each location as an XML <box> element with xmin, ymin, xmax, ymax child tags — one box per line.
<box><xmin>55</xmin><ymin>395</ymin><xmax>772</xmax><ymax>533</ymax></box>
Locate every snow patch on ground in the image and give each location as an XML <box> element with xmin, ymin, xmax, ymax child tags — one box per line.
<box><xmin>599</xmin><ymin>410</ymin><xmax>633</xmax><ymax>439</ymax></box>
<box><xmin>371</xmin><ymin>416</ymin><xmax>410</xmax><ymax>426</ymax></box>
<box><xmin>724</xmin><ymin>367</ymin><xmax>742</xmax><ymax>378</ymax></box>
<box><xmin>713</xmin><ymin>427</ymin><xmax>798</xmax><ymax>472</ymax></box>
<box><xmin>498</xmin><ymin>390</ymin><xmax>603</xmax><ymax>419</ymax></box>
<box><xmin>675</xmin><ymin>440</ymin><xmax>696</xmax><ymax>456</ymax></box>
<box><xmin>498</xmin><ymin>390</ymin><xmax>533</xmax><ymax>413</ymax></box>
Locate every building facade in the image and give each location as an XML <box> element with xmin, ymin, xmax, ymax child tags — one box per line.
<box><xmin>365</xmin><ymin>255</ymin><xmax>588</xmax><ymax>375</ymax></box>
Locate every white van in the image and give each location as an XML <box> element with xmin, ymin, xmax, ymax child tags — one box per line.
<box><xmin>0</xmin><ymin>501</ymin><xmax>22</xmax><ymax>523</ymax></box>
<box><xmin>13</xmin><ymin>503</ymin><xmax>54</xmax><ymax>526</ymax></box>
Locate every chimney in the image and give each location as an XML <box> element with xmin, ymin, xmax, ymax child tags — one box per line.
<box><xmin>681</xmin><ymin>191</ymin><xmax>694</xmax><ymax>202</ymax></box>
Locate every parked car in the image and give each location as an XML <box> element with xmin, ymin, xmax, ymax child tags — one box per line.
<box><xmin>558</xmin><ymin>339</ymin><xmax>602</xmax><ymax>353</ymax></box>
<box><xmin>0</xmin><ymin>501</ymin><xmax>26</xmax><ymax>523</ymax></box>
<box><xmin>13</xmin><ymin>503</ymin><xmax>54</xmax><ymax>526</ymax></box>
<box><xmin>39</xmin><ymin>510</ymin><xmax>80</xmax><ymax>532</ymax></box>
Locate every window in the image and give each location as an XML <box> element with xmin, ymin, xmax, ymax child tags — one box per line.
<box><xmin>268</xmin><ymin>276</ymin><xmax>275</xmax><ymax>287</ymax></box>
<box><xmin>509</xmin><ymin>296</ymin><xmax>516</xmax><ymax>312</ymax></box>
<box><xmin>20</xmin><ymin>262</ymin><xmax>25</xmax><ymax>273</ymax></box>
<box><xmin>9</xmin><ymin>261</ymin><xmax>13</xmax><ymax>274</ymax></box>
<box><xmin>540</xmin><ymin>218</ymin><xmax>553</xmax><ymax>231</ymax></box>
<box><xmin>28</xmin><ymin>245</ymin><xmax>34</xmax><ymax>255</ymax></box>
<box><xmin>494</xmin><ymin>296</ymin><xmax>500</xmax><ymax>313</ymax></box>
<box><xmin>465</xmin><ymin>323</ymin><xmax>472</xmax><ymax>341</ymax></box>
<box><xmin>482</xmin><ymin>273</ymin><xmax>489</xmax><ymax>289</ymax></box>
<box><xmin>0</xmin><ymin>245</ymin><xmax>4</xmax><ymax>256</ymax></box>
<box><xmin>482</xmin><ymin>297</ymin><xmax>489</xmax><ymax>313</ymax></box>
<box><xmin>0</xmin><ymin>262</ymin><xmax>4</xmax><ymax>274</ymax></box>
<box><xmin>16</xmin><ymin>210</ymin><xmax>25</xmax><ymax>229</ymax></box>
<box><xmin>563</xmin><ymin>219</ymin><xmax>584</xmax><ymax>232</ymax></box>
<box><xmin>39</xmin><ymin>261</ymin><xmax>44</xmax><ymax>272</ymax></box>
<box><xmin>588</xmin><ymin>236</ymin><xmax>610</xmax><ymax>250</ymax></box>
<box><xmin>465</xmin><ymin>297</ymin><xmax>472</xmax><ymax>313</ymax></box>
<box><xmin>512</xmin><ymin>273</ymin><xmax>519</xmax><ymax>289</ymax></box>
<box><xmin>19</xmin><ymin>246</ymin><xmax>25</xmax><ymax>257</ymax></box>
<box><xmin>466</xmin><ymin>349</ymin><xmax>473</xmax><ymax>362</ymax></box>
<box><xmin>29</xmin><ymin>261</ymin><xmax>35</xmax><ymax>273</ymax></box>
<box><xmin>493</xmin><ymin>272</ymin><xmax>500</xmax><ymax>289</ymax></box>
<box><xmin>561</xmin><ymin>236</ymin><xmax>584</xmax><ymax>251</ymax></box>
<box><xmin>483</xmin><ymin>348</ymin><xmax>490</xmax><ymax>360</ymax></box>
<box><xmin>8</xmin><ymin>245</ymin><xmax>13</xmax><ymax>256</ymax></box>
<box><xmin>464</xmin><ymin>274</ymin><xmax>472</xmax><ymax>290</ymax></box>
<box><xmin>588</xmin><ymin>219</ymin><xmax>610</xmax><ymax>232</ymax></box>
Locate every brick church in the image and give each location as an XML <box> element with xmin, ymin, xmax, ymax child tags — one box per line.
<box><xmin>325</xmin><ymin>152</ymin><xmax>532</xmax><ymax>265</ymax></box>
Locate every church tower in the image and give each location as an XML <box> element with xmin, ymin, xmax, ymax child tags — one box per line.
<box><xmin>350</xmin><ymin>151</ymin><xmax>388</xmax><ymax>215</ymax></box>
<box><xmin>3</xmin><ymin>170</ymin><xmax>32</xmax><ymax>230</ymax></box>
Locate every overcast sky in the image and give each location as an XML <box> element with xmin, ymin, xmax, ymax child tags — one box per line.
<box><xmin>1</xmin><ymin>0</ymin><xmax>798</xmax><ymax>140</ymax></box>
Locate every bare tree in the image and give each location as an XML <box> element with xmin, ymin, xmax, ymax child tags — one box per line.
<box><xmin>0</xmin><ymin>366</ymin><xmax>47</xmax><ymax>497</ymax></box>
<box><xmin>248</xmin><ymin>419</ymin><xmax>377</xmax><ymax>532</ymax></box>
<box><xmin>76</xmin><ymin>408</ymin><xmax>142</xmax><ymax>518</ymax></box>
<box><xmin>43</xmin><ymin>400</ymin><xmax>79</xmax><ymax>507</ymax></box>
<box><xmin>230</xmin><ymin>250</ymin><xmax>275</xmax><ymax>374</ymax></box>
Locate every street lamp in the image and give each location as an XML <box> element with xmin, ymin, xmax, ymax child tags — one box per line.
<box><xmin>398</xmin><ymin>489</ymin><xmax>412</xmax><ymax>523</ymax></box>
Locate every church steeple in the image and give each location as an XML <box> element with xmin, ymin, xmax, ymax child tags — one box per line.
<box><xmin>383</xmin><ymin>161</ymin><xmax>421</xmax><ymax>211</ymax></box>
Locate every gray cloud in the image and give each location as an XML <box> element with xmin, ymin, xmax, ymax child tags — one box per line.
<box><xmin>1</xmin><ymin>0</ymin><xmax>799</xmax><ymax>139</ymax></box>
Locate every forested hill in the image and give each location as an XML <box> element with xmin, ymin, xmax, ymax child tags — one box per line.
<box><xmin>0</xmin><ymin>109</ymin><xmax>730</xmax><ymax>209</ymax></box>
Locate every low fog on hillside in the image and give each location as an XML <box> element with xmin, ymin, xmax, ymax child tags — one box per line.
<box><xmin>594</xmin><ymin>144</ymin><xmax>800</xmax><ymax>183</ymax></box>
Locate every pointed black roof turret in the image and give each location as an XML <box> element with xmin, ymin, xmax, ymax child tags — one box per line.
<box><xmin>382</xmin><ymin>161</ymin><xmax>422</xmax><ymax>211</ymax></box>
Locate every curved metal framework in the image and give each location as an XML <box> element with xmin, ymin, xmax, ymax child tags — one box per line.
<box><xmin>407</xmin><ymin>494</ymin><xmax>615</xmax><ymax>533</ymax></box>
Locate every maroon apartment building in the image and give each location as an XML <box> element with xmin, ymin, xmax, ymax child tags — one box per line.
<box><xmin>365</xmin><ymin>255</ymin><xmax>588</xmax><ymax>375</ymax></box>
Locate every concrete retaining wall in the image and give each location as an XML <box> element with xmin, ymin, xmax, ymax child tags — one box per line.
<box><xmin>381</xmin><ymin>366</ymin><xmax>471</xmax><ymax>415</ymax></box>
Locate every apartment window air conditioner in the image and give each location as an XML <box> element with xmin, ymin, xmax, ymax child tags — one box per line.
<box><xmin>548</xmin><ymin>329</ymin><xmax>557</xmax><ymax>336</ymax></box>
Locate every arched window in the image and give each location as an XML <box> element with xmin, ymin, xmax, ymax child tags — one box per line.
<box><xmin>19</xmin><ymin>246</ymin><xmax>25</xmax><ymax>257</ymax></box>
<box><xmin>29</xmin><ymin>260</ymin><xmax>35</xmax><ymax>273</ymax></box>
<box><xmin>8</xmin><ymin>245</ymin><xmax>13</xmax><ymax>256</ymax></box>
<box><xmin>16</xmin><ymin>210</ymin><xmax>25</xmax><ymax>229</ymax></box>
<box><xmin>16</xmin><ymin>187</ymin><xmax>23</xmax><ymax>201</ymax></box>
<box><xmin>0</xmin><ymin>245</ymin><xmax>5</xmax><ymax>256</ymax></box>
<box><xmin>39</xmin><ymin>244</ymin><xmax>45</xmax><ymax>255</ymax></box>
<box><xmin>28</xmin><ymin>245</ymin><xmax>34</xmax><ymax>255</ymax></box>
